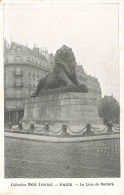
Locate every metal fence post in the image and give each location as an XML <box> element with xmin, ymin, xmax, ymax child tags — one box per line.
<box><xmin>83</xmin><ymin>123</ymin><xmax>94</xmax><ymax>136</ymax></box>
<box><xmin>29</xmin><ymin>122</ymin><xmax>35</xmax><ymax>133</ymax></box>
<box><xmin>44</xmin><ymin>123</ymin><xmax>50</xmax><ymax>134</ymax></box>
<box><xmin>61</xmin><ymin>125</ymin><xmax>68</xmax><ymax>136</ymax></box>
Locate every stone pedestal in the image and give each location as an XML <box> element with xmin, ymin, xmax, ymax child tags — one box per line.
<box><xmin>22</xmin><ymin>90</ymin><xmax>103</xmax><ymax>128</ymax></box>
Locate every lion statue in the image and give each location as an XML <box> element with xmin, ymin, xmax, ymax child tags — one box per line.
<box><xmin>31</xmin><ymin>45</ymin><xmax>88</xmax><ymax>97</ymax></box>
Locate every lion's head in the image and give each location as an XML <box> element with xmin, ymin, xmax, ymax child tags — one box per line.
<box><xmin>55</xmin><ymin>45</ymin><xmax>76</xmax><ymax>74</ymax></box>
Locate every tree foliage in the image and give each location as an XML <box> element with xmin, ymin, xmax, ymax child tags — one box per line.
<box><xmin>98</xmin><ymin>96</ymin><xmax>120</xmax><ymax>124</ymax></box>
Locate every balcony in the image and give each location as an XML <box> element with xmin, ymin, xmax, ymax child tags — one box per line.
<box><xmin>5</xmin><ymin>93</ymin><xmax>30</xmax><ymax>99</ymax></box>
<box><xmin>14</xmin><ymin>70</ymin><xmax>23</xmax><ymax>77</ymax></box>
<box><xmin>14</xmin><ymin>82</ymin><xmax>23</xmax><ymax>88</ymax></box>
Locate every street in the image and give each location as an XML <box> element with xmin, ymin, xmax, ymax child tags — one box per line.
<box><xmin>5</xmin><ymin>137</ymin><xmax>120</xmax><ymax>178</ymax></box>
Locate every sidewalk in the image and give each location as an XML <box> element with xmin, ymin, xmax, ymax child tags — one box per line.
<box><xmin>5</xmin><ymin>131</ymin><xmax>120</xmax><ymax>143</ymax></box>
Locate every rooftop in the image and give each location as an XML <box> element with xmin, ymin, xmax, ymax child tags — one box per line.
<box><xmin>5</xmin><ymin>42</ymin><xmax>48</xmax><ymax>63</ymax></box>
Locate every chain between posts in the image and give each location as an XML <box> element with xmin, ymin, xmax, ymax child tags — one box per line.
<box><xmin>67</xmin><ymin>126</ymin><xmax>86</xmax><ymax>134</ymax></box>
<box><xmin>112</xmin><ymin>125</ymin><xmax>120</xmax><ymax>132</ymax></box>
<box><xmin>49</xmin><ymin>127</ymin><xmax>62</xmax><ymax>134</ymax></box>
<box><xmin>6</xmin><ymin>122</ymin><xmax>120</xmax><ymax>134</ymax></box>
<box><xmin>34</xmin><ymin>126</ymin><xmax>45</xmax><ymax>133</ymax></box>
<box><xmin>91</xmin><ymin>125</ymin><xmax>107</xmax><ymax>132</ymax></box>
<box><xmin>22</xmin><ymin>126</ymin><xmax>30</xmax><ymax>132</ymax></box>
<box><xmin>12</xmin><ymin>126</ymin><xmax>19</xmax><ymax>131</ymax></box>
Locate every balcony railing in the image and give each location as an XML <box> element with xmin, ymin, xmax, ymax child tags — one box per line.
<box><xmin>4</xmin><ymin>59</ymin><xmax>52</xmax><ymax>71</ymax></box>
<box><xmin>5</xmin><ymin>93</ymin><xmax>29</xmax><ymax>99</ymax></box>
<box><xmin>14</xmin><ymin>82</ymin><xmax>23</xmax><ymax>88</ymax></box>
<box><xmin>14</xmin><ymin>70</ymin><xmax>23</xmax><ymax>77</ymax></box>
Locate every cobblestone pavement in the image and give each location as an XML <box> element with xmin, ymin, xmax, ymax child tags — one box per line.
<box><xmin>5</xmin><ymin>137</ymin><xmax>120</xmax><ymax>178</ymax></box>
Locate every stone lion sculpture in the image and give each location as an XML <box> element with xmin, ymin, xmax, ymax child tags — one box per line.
<box><xmin>31</xmin><ymin>45</ymin><xmax>88</xmax><ymax>97</ymax></box>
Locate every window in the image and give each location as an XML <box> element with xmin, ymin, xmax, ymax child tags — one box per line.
<box><xmin>37</xmin><ymin>70</ymin><xmax>39</xmax><ymax>78</ymax></box>
<box><xmin>16</xmin><ymin>89</ymin><xmax>21</xmax><ymax>98</ymax></box>
<box><xmin>16</xmin><ymin>67</ymin><xmax>21</xmax><ymax>73</ymax></box>
<box><xmin>17</xmin><ymin>47</ymin><xmax>21</xmax><ymax>53</ymax></box>
<box><xmin>27</xmin><ymin>57</ymin><xmax>30</xmax><ymax>62</ymax></box>
<box><xmin>15</xmin><ymin>67</ymin><xmax>22</xmax><ymax>76</ymax></box>
<box><xmin>16</xmin><ymin>56</ymin><xmax>21</xmax><ymax>62</ymax></box>
<box><xmin>33</xmin><ymin>69</ymin><xmax>35</xmax><ymax>78</ymax></box>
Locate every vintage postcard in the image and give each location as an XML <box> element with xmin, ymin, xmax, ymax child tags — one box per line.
<box><xmin>0</xmin><ymin>0</ymin><xmax>124</xmax><ymax>194</ymax></box>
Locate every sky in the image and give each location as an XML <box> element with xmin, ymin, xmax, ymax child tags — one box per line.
<box><xmin>3</xmin><ymin>2</ymin><xmax>119</xmax><ymax>100</ymax></box>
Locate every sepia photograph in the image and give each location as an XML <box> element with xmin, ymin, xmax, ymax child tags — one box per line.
<box><xmin>3</xmin><ymin>1</ymin><xmax>120</xmax><ymax>179</ymax></box>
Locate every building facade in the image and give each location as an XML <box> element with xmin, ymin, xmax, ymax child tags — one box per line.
<box><xmin>4</xmin><ymin>41</ymin><xmax>101</xmax><ymax>124</ymax></box>
<box><xmin>76</xmin><ymin>65</ymin><xmax>101</xmax><ymax>100</ymax></box>
<box><xmin>4</xmin><ymin>42</ymin><xmax>53</xmax><ymax>123</ymax></box>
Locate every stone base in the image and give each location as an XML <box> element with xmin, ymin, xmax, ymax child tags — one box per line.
<box><xmin>22</xmin><ymin>90</ymin><xmax>103</xmax><ymax>129</ymax></box>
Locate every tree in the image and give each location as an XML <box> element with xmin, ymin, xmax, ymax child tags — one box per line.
<box><xmin>98</xmin><ymin>95</ymin><xmax>120</xmax><ymax>124</ymax></box>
